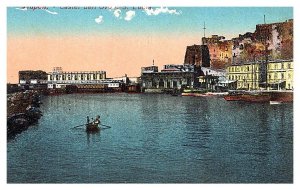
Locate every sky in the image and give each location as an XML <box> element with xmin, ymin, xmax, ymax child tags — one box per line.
<box><xmin>7</xmin><ymin>6</ymin><xmax>293</xmax><ymax>83</ymax></box>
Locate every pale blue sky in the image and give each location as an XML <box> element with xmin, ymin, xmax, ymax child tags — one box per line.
<box><xmin>8</xmin><ymin>7</ymin><xmax>293</xmax><ymax>38</ymax></box>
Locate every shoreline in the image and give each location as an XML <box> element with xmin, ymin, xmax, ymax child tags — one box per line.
<box><xmin>7</xmin><ymin>90</ymin><xmax>43</xmax><ymax>138</ymax></box>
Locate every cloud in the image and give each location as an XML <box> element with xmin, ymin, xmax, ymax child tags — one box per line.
<box><xmin>95</xmin><ymin>16</ymin><xmax>104</xmax><ymax>24</ymax></box>
<box><xmin>15</xmin><ymin>7</ymin><xmax>27</xmax><ymax>11</ymax></box>
<box><xmin>144</xmin><ymin>7</ymin><xmax>181</xmax><ymax>16</ymax></box>
<box><xmin>124</xmin><ymin>10</ymin><xmax>135</xmax><ymax>21</ymax></box>
<box><xmin>113</xmin><ymin>9</ymin><xmax>121</xmax><ymax>18</ymax></box>
<box><xmin>44</xmin><ymin>9</ymin><xmax>58</xmax><ymax>15</ymax></box>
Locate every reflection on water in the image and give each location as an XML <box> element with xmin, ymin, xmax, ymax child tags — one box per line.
<box><xmin>7</xmin><ymin>94</ymin><xmax>293</xmax><ymax>183</ymax></box>
<box><xmin>86</xmin><ymin>131</ymin><xmax>101</xmax><ymax>145</ymax></box>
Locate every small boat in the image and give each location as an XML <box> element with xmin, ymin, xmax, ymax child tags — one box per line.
<box><xmin>270</xmin><ymin>101</ymin><xmax>283</xmax><ymax>105</ymax></box>
<box><xmin>86</xmin><ymin>123</ymin><xmax>100</xmax><ymax>132</ymax></box>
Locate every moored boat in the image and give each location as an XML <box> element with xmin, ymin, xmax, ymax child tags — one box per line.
<box><xmin>241</xmin><ymin>93</ymin><xmax>271</xmax><ymax>102</ymax></box>
<box><xmin>223</xmin><ymin>90</ymin><xmax>245</xmax><ymax>101</ymax></box>
<box><xmin>224</xmin><ymin>91</ymin><xmax>271</xmax><ymax>102</ymax></box>
<box><xmin>269</xmin><ymin>91</ymin><xmax>293</xmax><ymax>102</ymax></box>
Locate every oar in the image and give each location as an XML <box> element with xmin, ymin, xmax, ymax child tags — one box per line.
<box><xmin>100</xmin><ymin>124</ymin><xmax>111</xmax><ymax>128</ymax></box>
<box><xmin>72</xmin><ymin>124</ymin><xmax>86</xmax><ymax>129</ymax></box>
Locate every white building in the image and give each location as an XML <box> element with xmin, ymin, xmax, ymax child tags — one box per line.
<box><xmin>47</xmin><ymin>67</ymin><xmax>106</xmax><ymax>89</ymax></box>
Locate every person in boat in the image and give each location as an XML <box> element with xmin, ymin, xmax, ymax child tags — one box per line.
<box><xmin>94</xmin><ymin>115</ymin><xmax>101</xmax><ymax>125</ymax></box>
<box><xmin>86</xmin><ymin>116</ymin><xmax>90</xmax><ymax>124</ymax></box>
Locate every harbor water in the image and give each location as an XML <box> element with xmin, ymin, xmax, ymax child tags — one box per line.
<box><xmin>7</xmin><ymin>93</ymin><xmax>293</xmax><ymax>183</ymax></box>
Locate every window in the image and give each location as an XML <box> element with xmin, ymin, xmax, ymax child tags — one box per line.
<box><xmin>281</xmin><ymin>73</ymin><xmax>284</xmax><ymax>79</ymax></box>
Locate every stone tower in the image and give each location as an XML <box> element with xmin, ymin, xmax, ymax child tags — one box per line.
<box><xmin>184</xmin><ymin>44</ymin><xmax>210</xmax><ymax>67</ymax></box>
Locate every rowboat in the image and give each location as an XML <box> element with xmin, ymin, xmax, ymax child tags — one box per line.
<box><xmin>86</xmin><ymin>123</ymin><xmax>100</xmax><ymax>132</ymax></box>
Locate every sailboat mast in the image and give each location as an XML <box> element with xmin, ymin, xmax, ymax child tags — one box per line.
<box><xmin>264</xmin><ymin>14</ymin><xmax>268</xmax><ymax>90</ymax></box>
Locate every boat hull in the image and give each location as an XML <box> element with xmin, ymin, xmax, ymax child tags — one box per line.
<box><xmin>224</xmin><ymin>93</ymin><xmax>271</xmax><ymax>102</ymax></box>
<box><xmin>86</xmin><ymin>123</ymin><xmax>100</xmax><ymax>132</ymax></box>
<box><xmin>269</xmin><ymin>91</ymin><xmax>293</xmax><ymax>102</ymax></box>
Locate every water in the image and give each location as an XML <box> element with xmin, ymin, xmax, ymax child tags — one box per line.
<box><xmin>7</xmin><ymin>93</ymin><xmax>293</xmax><ymax>183</ymax></box>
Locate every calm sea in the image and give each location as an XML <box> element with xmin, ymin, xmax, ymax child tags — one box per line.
<box><xmin>7</xmin><ymin>93</ymin><xmax>293</xmax><ymax>183</ymax></box>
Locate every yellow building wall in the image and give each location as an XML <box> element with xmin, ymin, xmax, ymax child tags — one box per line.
<box><xmin>227</xmin><ymin>64</ymin><xmax>260</xmax><ymax>90</ymax></box>
<box><xmin>267</xmin><ymin>61</ymin><xmax>293</xmax><ymax>90</ymax></box>
<box><xmin>228</xmin><ymin>61</ymin><xmax>293</xmax><ymax>90</ymax></box>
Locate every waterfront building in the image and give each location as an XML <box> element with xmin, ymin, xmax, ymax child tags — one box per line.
<box><xmin>19</xmin><ymin>70</ymin><xmax>48</xmax><ymax>89</ymax></box>
<box><xmin>47</xmin><ymin>67</ymin><xmax>106</xmax><ymax>89</ymax></box>
<box><xmin>141</xmin><ymin>64</ymin><xmax>195</xmax><ymax>91</ymax></box>
<box><xmin>267</xmin><ymin>60</ymin><xmax>293</xmax><ymax>90</ymax></box>
<box><xmin>198</xmin><ymin>67</ymin><xmax>232</xmax><ymax>91</ymax></box>
<box><xmin>227</xmin><ymin>60</ymin><xmax>293</xmax><ymax>90</ymax></box>
<box><xmin>227</xmin><ymin>62</ymin><xmax>263</xmax><ymax>90</ymax></box>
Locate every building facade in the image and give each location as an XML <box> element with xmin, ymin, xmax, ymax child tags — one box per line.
<box><xmin>141</xmin><ymin>64</ymin><xmax>195</xmax><ymax>90</ymax></box>
<box><xmin>198</xmin><ymin>67</ymin><xmax>228</xmax><ymax>91</ymax></box>
<box><xmin>227</xmin><ymin>62</ymin><xmax>264</xmax><ymax>90</ymax></box>
<box><xmin>47</xmin><ymin>68</ymin><xmax>106</xmax><ymax>89</ymax></box>
<box><xmin>267</xmin><ymin>60</ymin><xmax>293</xmax><ymax>90</ymax></box>
<box><xmin>227</xmin><ymin>60</ymin><xmax>293</xmax><ymax>90</ymax></box>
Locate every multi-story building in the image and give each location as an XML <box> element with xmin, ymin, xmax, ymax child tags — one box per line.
<box><xmin>227</xmin><ymin>62</ymin><xmax>264</xmax><ymax>90</ymax></box>
<box><xmin>47</xmin><ymin>67</ymin><xmax>106</xmax><ymax>89</ymax></box>
<box><xmin>267</xmin><ymin>60</ymin><xmax>293</xmax><ymax>90</ymax></box>
<box><xmin>141</xmin><ymin>64</ymin><xmax>195</xmax><ymax>91</ymax></box>
<box><xmin>227</xmin><ymin>60</ymin><xmax>293</xmax><ymax>90</ymax></box>
<box><xmin>198</xmin><ymin>67</ymin><xmax>229</xmax><ymax>91</ymax></box>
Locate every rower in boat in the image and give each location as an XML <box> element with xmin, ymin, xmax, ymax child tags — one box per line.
<box><xmin>86</xmin><ymin>115</ymin><xmax>101</xmax><ymax>132</ymax></box>
<box><xmin>94</xmin><ymin>115</ymin><xmax>101</xmax><ymax>125</ymax></box>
